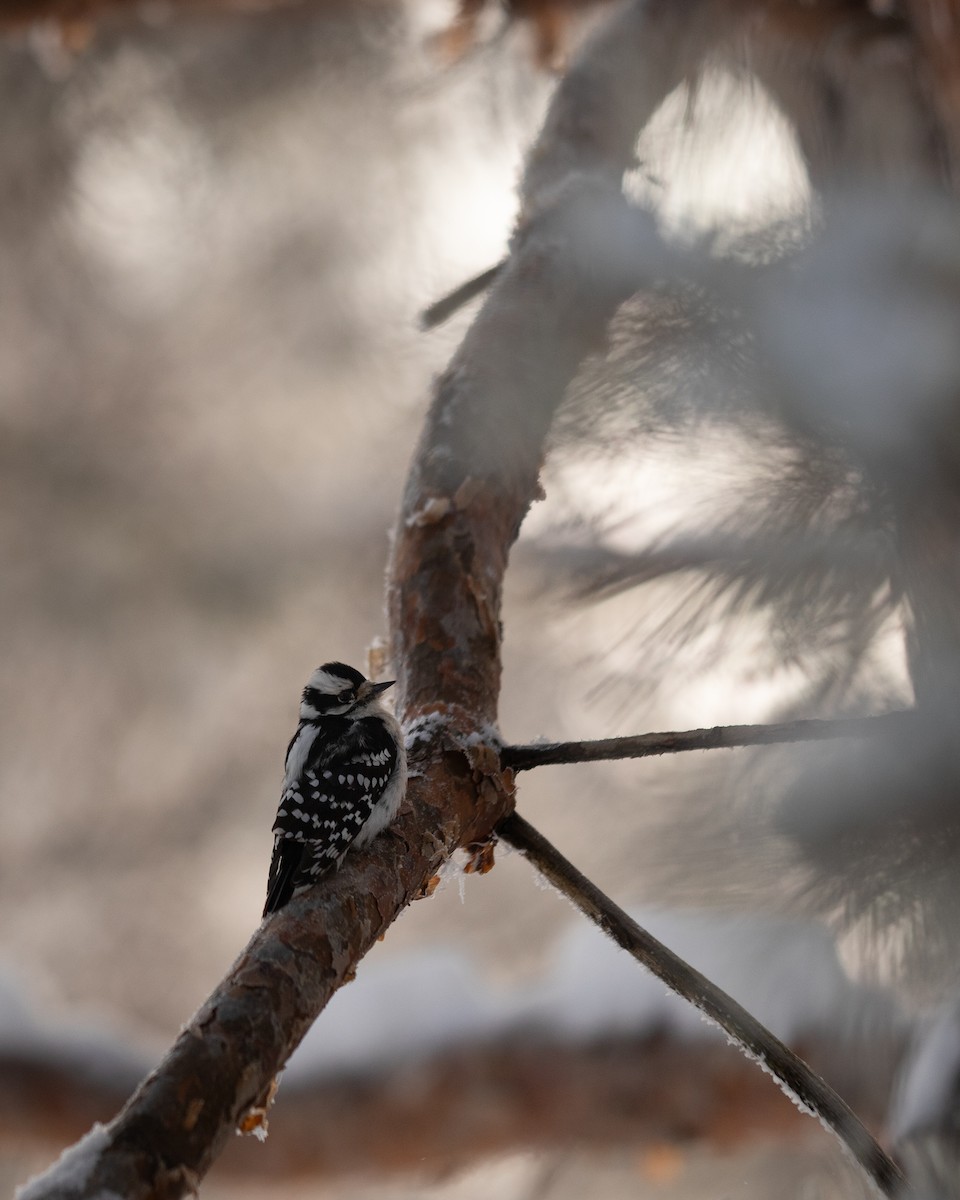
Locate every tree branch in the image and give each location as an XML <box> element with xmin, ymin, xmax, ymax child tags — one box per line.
<box><xmin>15</xmin><ymin>758</ymin><xmax>512</xmax><ymax>1200</ymax></box>
<box><xmin>18</xmin><ymin>2</ymin><xmax>690</xmax><ymax>1194</ymax></box>
<box><xmin>501</xmin><ymin>709</ymin><xmax>918</xmax><ymax>771</ymax></box>
<box><xmin>498</xmin><ymin>811</ymin><xmax>906</xmax><ymax>1198</ymax></box>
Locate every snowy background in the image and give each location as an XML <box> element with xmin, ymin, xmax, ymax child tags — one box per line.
<box><xmin>0</xmin><ymin>1</ymin><xmax>937</xmax><ymax>1196</ymax></box>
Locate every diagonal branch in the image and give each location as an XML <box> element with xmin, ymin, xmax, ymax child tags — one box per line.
<box><xmin>17</xmin><ymin>3</ymin><xmax>694</xmax><ymax>1196</ymax></box>
<box><xmin>15</xmin><ymin>761</ymin><xmax>504</xmax><ymax>1200</ymax></box>
<box><xmin>25</xmin><ymin>0</ymin><xmax>872</xmax><ymax>1193</ymax></box>
<box><xmin>501</xmin><ymin>709</ymin><xmax>918</xmax><ymax>771</ymax></box>
<box><xmin>498</xmin><ymin>811</ymin><xmax>905</xmax><ymax>1198</ymax></box>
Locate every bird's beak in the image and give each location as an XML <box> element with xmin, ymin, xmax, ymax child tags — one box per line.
<box><xmin>359</xmin><ymin>679</ymin><xmax>395</xmax><ymax>700</ymax></box>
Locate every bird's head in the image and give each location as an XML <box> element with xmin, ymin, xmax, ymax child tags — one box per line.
<box><xmin>299</xmin><ymin>661</ymin><xmax>395</xmax><ymax>720</ymax></box>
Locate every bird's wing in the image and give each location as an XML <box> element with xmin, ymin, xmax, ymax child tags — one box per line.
<box><xmin>263</xmin><ymin>837</ymin><xmax>304</xmax><ymax>917</ymax></box>
<box><xmin>263</xmin><ymin>717</ymin><xmax>399</xmax><ymax>915</ymax></box>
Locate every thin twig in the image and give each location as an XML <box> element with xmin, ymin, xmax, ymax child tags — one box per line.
<box><xmin>420</xmin><ymin>261</ymin><xmax>505</xmax><ymax>330</ymax></box>
<box><xmin>501</xmin><ymin>709</ymin><xmax>918</xmax><ymax>772</ymax></box>
<box><xmin>498</xmin><ymin>812</ymin><xmax>905</xmax><ymax>1198</ymax></box>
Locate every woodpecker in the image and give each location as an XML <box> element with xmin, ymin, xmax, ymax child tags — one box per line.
<box><xmin>263</xmin><ymin>662</ymin><xmax>406</xmax><ymax>916</ymax></box>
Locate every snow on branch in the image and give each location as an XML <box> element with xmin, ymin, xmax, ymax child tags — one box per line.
<box><xmin>499</xmin><ymin>812</ymin><xmax>906</xmax><ymax>1197</ymax></box>
<box><xmin>501</xmin><ymin>710</ymin><xmax>919</xmax><ymax>771</ymax></box>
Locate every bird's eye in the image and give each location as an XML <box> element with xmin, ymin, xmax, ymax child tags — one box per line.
<box><xmin>338</xmin><ymin>690</ymin><xmax>353</xmax><ymax>703</ymax></box>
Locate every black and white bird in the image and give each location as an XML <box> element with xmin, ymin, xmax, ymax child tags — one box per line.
<box><xmin>263</xmin><ymin>662</ymin><xmax>407</xmax><ymax>917</ymax></box>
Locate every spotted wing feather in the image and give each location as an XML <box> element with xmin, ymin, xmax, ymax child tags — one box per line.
<box><xmin>263</xmin><ymin>715</ymin><xmax>399</xmax><ymax>915</ymax></box>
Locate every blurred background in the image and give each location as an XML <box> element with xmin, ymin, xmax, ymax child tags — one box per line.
<box><xmin>2</xmin><ymin>0</ymin><xmax>957</xmax><ymax>1195</ymax></box>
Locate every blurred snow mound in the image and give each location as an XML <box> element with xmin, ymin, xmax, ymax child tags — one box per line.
<box><xmin>287</xmin><ymin>909</ymin><xmax>903</xmax><ymax>1079</ymax></box>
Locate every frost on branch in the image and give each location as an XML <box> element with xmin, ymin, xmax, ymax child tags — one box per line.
<box><xmin>16</xmin><ymin>1126</ymin><xmax>113</xmax><ymax>1200</ymax></box>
